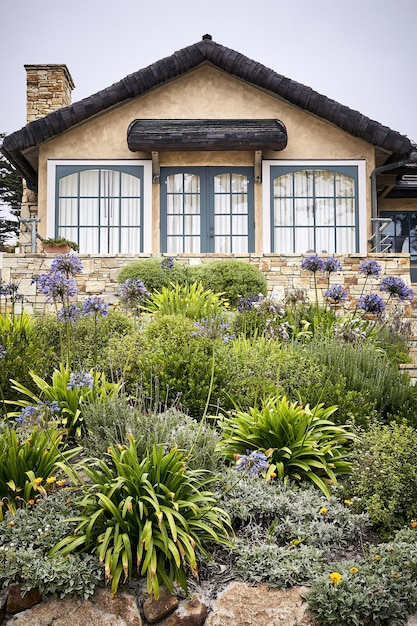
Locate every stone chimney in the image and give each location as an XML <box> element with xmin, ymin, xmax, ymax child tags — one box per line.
<box><xmin>25</xmin><ymin>64</ymin><xmax>75</xmax><ymax>122</ymax></box>
<box><xmin>19</xmin><ymin>65</ymin><xmax>75</xmax><ymax>249</ymax></box>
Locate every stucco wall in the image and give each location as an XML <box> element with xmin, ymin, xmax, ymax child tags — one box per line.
<box><xmin>34</xmin><ymin>65</ymin><xmax>376</xmax><ymax>251</ymax></box>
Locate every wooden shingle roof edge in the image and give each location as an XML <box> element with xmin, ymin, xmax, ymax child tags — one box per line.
<box><xmin>1</xmin><ymin>35</ymin><xmax>413</xmax><ymax>186</ymax></box>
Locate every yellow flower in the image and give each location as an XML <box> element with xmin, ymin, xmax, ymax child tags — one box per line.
<box><xmin>46</xmin><ymin>476</ymin><xmax>56</xmax><ymax>484</ymax></box>
<box><xmin>329</xmin><ymin>572</ymin><xmax>342</xmax><ymax>586</ymax></box>
<box><xmin>344</xmin><ymin>499</ymin><xmax>351</xmax><ymax>506</ymax></box>
<box><xmin>34</xmin><ymin>477</ymin><xmax>43</xmax><ymax>485</ymax></box>
<box><xmin>374</xmin><ymin>554</ymin><xmax>381</xmax><ymax>561</ymax></box>
<box><xmin>349</xmin><ymin>567</ymin><xmax>359</xmax><ymax>575</ymax></box>
<box><xmin>56</xmin><ymin>479</ymin><xmax>66</xmax><ymax>487</ymax></box>
<box><xmin>319</xmin><ymin>507</ymin><xmax>328</xmax><ymax>515</ymax></box>
<box><xmin>410</xmin><ymin>520</ymin><xmax>417</xmax><ymax>528</ymax></box>
<box><xmin>28</xmin><ymin>499</ymin><xmax>35</xmax><ymax>506</ymax></box>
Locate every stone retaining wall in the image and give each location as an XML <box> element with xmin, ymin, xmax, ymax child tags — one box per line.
<box><xmin>0</xmin><ymin>252</ymin><xmax>414</xmax><ymax>324</ymax></box>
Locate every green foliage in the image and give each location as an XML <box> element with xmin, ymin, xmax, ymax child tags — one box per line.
<box><xmin>51</xmin><ymin>437</ymin><xmax>231</xmax><ymax>597</ymax></box>
<box><xmin>144</xmin><ymin>281</ymin><xmax>228</xmax><ymax>319</ymax></box>
<box><xmin>0</xmin><ymin>491</ymin><xmax>102</xmax><ymax>598</ymax></box>
<box><xmin>301</xmin><ymin>336</ymin><xmax>417</xmax><ymax>426</ymax></box>
<box><xmin>32</xmin><ymin>309</ymin><xmax>135</xmax><ymax>372</ymax></box>
<box><xmin>216</xmin><ymin>475</ymin><xmax>368</xmax><ymax>588</ymax></box>
<box><xmin>233</xmin><ymin>541</ymin><xmax>325</xmax><ymax>587</ymax></box>
<box><xmin>0</xmin><ymin>313</ymin><xmax>55</xmax><ymax>408</ymax></box>
<box><xmin>217</xmin><ymin>395</ymin><xmax>355</xmax><ymax>497</ymax></box>
<box><xmin>342</xmin><ymin>421</ymin><xmax>417</xmax><ymax>535</ymax></box>
<box><xmin>123</xmin><ymin>315</ymin><xmax>232</xmax><ymax>417</ymax></box>
<box><xmin>117</xmin><ymin>257</ymin><xmax>190</xmax><ymax>293</ymax></box>
<box><xmin>81</xmin><ymin>397</ymin><xmax>222</xmax><ymax>472</ymax></box>
<box><xmin>0</xmin><ymin>134</ymin><xmax>21</xmax><ymax>246</ymax></box>
<box><xmin>0</xmin><ymin>425</ymin><xmax>81</xmax><ymax>514</ymax></box>
<box><xmin>7</xmin><ymin>363</ymin><xmax>122</xmax><ymax>437</ymax></box>
<box><xmin>194</xmin><ymin>260</ymin><xmax>267</xmax><ymax>308</ymax></box>
<box><xmin>306</xmin><ymin>540</ymin><xmax>417</xmax><ymax>626</ymax></box>
<box><xmin>221</xmin><ymin>474</ymin><xmax>369</xmax><ymax>549</ymax></box>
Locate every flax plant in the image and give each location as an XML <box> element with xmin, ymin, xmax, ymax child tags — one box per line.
<box><xmin>50</xmin><ymin>437</ymin><xmax>232</xmax><ymax>598</ymax></box>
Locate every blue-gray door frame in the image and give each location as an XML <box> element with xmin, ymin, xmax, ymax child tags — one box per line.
<box><xmin>160</xmin><ymin>166</ymin><xmax>255</xmax><ymax>253</ymax></box>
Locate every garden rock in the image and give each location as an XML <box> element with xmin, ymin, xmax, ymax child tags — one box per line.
<box><xmin>3</xmin><ymin>588</ymin><xmax>142</xmax><ymax>626</ymax></box>
<box><xmin>143</xmin><ymin>586</ymin><xmax>179</xmax><ymax>623</ymax></box>
<box><xmin>164</xmin><ymin>596</ymin><xmax>208</xmax><ymax>626</ymax></box>
<box><xmin>204</xmin><ymin>582</ymin><xmax>317</xmax><ymax>626</ymax></box>
<box><xmin>0</xmin><ymin>589</ymin><xmax>7</xmax><ymax>625</ymax></box>
<box><xmin>6</xmin><ymin>585</ymin><xmax>41</xmax><ymax>614</ymax></box>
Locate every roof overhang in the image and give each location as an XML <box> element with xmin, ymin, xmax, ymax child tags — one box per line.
<box><xmin>127</xmin><ymin>119</ymin><xmax>287</xmax><ymax>152</ymax></box>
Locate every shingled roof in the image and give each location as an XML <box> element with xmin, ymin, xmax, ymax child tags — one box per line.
<box><xmin>2</xmin><ymin>34</ymin><xmax>414</xmax><ymax>187</ymax></box>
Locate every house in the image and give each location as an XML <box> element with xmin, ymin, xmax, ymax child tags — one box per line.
<box><xmin>2</xmin><ymin>34</ymin><xmax>417</xmax><ymax>282</ymax></box>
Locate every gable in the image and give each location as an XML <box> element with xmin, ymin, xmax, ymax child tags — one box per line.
<box><xmin>2</xmin><ymin>36</ymin><xmax>413</xmax><ymax>188</ymax></box>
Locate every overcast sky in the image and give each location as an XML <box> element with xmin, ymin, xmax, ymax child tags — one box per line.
<box><xmin>1</xmin><ymin>0</ymin><xmax>417</xmax><ymax>144</ymax></box>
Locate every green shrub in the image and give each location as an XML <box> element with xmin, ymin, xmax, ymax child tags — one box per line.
<box><xmin>51</xmin><ymin>437</ymin><xmax>231</xmax><ymax>597</ymax></box>
<box><xmin>0</xmin><ymin>491</ymin><xmax>103</xmax><ymax>598</ymax></box>
<box><xmin>32</xmin><ymin>309</ymin><xmax>135</xmax><ymax>372</ymax></box>
<box><xmin>0</xmin><ymin>313</ymin><xmax>55</xmax><ymax>407</ymax></box>
<box><xmin>217</xmin><ymin>394</ymin><xmax>355</xmax><ymax>497</ymax></box>
<box><xmin>117</xmin><ymin>257</ymin><xmax>190</xmax><ymax>293</ymax></box>
<box><xmin>194</xmin><ymin>260</ymin><xmax>267</xmax><ymax>308</ymax></box>
<box><xmin>217</xmin><ymin>475</ymin><xmax>369</xmax><ymax>588</ymax></box>
<box><xmin>342</xmin><ymin>421</ymin><xmax>417</xmax><ymax>535</ymax></box>
<box><xmin>81</xmin><ymin>398</ymin><xmax>222</xmax><ymax>472</ymax></box>
<box><xmin>306</xmin><ymin>540</ymin><xmax>417</xmax><ymax>626</ymax></box>
<box><xmin>302</xmin><ymin>337</ymin><xmax>417</xmax><ymax>425</ymax></box>
<box><xmin>123</xmin><ymin>315</ymin><xmax>233</xmax><ymax>417</ymax></box>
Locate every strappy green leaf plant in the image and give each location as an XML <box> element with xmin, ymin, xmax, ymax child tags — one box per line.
<box><xmin>6</xmin><ymin>363</ymin><xmax>122</xmax><ymax>437</ymax></box>
<box><xmin>144</xmin><ymin>281</ymin><xmax>228</xmax><ymax>320</ymax></box>
<box><xmin>50</xmin><ymin>436</ymin><xmax>232</xmax><ymax>598</ymax></box>
<box><xmin>0</xmin><ymin>425</ymin><xmax>81</xmax><ymax>516</ymax></box>
<box><xmin>217</xmin><ymin>395</ymin><xmax>355</xmax><ymax>497</ymax></box>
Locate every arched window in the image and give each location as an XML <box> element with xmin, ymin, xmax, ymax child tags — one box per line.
<box><xmin>270</xmin><ymin>166</ymin><xmax>358</xmax><ymax>253</ymax></box>
<box><xmin>56</xmin><ymin>165</ymin><xmax>144</xmax><ymax>253</ymax></box>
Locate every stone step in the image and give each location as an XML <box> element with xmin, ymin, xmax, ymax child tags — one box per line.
<box><xmin>399</xmin><ymin>363</ymin><xmax>417</xmax><ymax>384</ymax></box>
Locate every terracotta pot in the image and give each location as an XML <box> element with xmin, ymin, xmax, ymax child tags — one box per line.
<box><xmin>43</xmin><ymin>244</ymin><xmax>71</xmax><ymax>254</ymax></box>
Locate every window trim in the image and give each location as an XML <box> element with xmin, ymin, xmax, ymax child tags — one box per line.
<box><xmin>261</xmin><ymin>160</ymin><xmax>367</xmax><ymax>254</ymax></box>
<box><xmin>47</xmin><ymin>159</ymin><xmax>152</xmax><ymax>253</ymax></box>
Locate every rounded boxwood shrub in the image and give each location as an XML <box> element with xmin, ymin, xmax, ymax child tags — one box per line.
<box><xmin>194</xmin><ymin>260</ymin><xmax>267</xmax><ymax>308</ymax></box>
<box><xmin>117</xmin><ymin>257</ymin><xmax>190</xmax><ymax>293</ymax></box>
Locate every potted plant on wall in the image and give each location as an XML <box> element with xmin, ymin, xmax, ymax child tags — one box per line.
<box><xmin>42</xmin><ymin>237</ymin><xmax>79</xmax><ymax>254</ymax></box>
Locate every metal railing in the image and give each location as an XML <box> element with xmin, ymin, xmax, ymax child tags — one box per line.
<box><xmin>369</xmin><ymin>217</ymin><xmax>392</xmax><ymax>253</ymax></box>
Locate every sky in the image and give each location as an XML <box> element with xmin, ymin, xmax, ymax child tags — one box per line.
<box><xmin>1</xmin><ymin>0</ymin><xmax>417</xmax><ymax>144</ymax></box>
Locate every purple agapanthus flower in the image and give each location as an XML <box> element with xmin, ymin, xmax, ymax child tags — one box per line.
<box><xmin>82</xmin><ymin>296</ymin><xmax>109</xmax><ymax>318</ymax></box>
<box><xmin>358</xmin><ymin>293</ymin><xmax>386</xmax><ymax>315</ymax></box>
<box><xmin>359</xmin><ymin>260</ymin><xmax>382</xmax><ymax>277</ymax></box>
<box><xmin>161</xmin><ymin>257</ymin><xmax>174</xmax><ymax>270</ymax></box>
<box><xmin>67</xmin><ymin>371</ymin><xmax>94</xmax><ymax>390</ymax></box>
<box><xmin>323</xmin><ymin>257</ymin><xmax>343</xmax><ymax>274</ymax></box>
<box><xmin>380</xmin><ymin>276</ymin><xmax>414</xmax><ymax>302</ymax></box>
<box><xmin>301</xmin><ymin>255</ymin><xmax>326</xmax><ymax>273</ymax></box>
<box><xmin>237</xmin><ymin>294</ymin><xmax>262</xmax><ymax>312</ymax></box>
<box><xmin>118</xmin><ymin>279</ymin><xmax>150</xmax><ymax>310</ymax></box>
<box><xmin>192</xmin><ymin>316</ymin><xmax>234</xmax><ymax>341</ymax></box>
<box><xmin>37</xmin><ymin>271</ymin><xmax>78</xmax><ymax>303</ymax></box>
<box><xmin>0</xmin><ymin>345</ymin><xmax>6</xmax><ymax>359</ymax></box>
<box><xmin>57</xmin><ymin>304</ymin><xmax>82</xmax><ymax>323</ymax></box>
<box><xmin>324</xmin><ymin>285</ymin><xmax>348</xmax><ymax>303</ymax></box>
<box><xmin>50</xmin><ymin>253</ymin><xmax>83</xmax><ymax>277</ymax></box>
<box><xmin>235</xmin><ymin>449</ymin><xmax>269</xmax><ymax>477</ymax></box>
